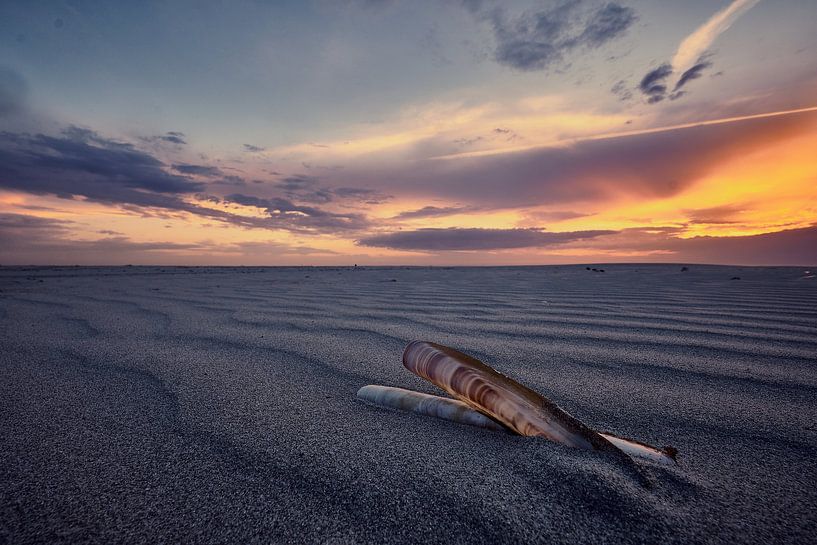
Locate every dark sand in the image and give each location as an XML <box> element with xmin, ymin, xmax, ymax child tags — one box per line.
<box><xmin>1</xmin><ymin>265</ymin><xmax>815</xmax><ymax>544</ymax></box>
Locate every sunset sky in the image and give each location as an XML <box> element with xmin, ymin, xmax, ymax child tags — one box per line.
<box><xmin>1</xmin><ymin>0</ymin><xmax>816</xmax><ymax>265</ymax></box>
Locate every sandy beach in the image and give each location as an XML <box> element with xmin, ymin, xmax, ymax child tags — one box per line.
<box><xmin>1</xmin><ymin>264</ymin><xmax>815</xmax><ymax>544</ymax></box>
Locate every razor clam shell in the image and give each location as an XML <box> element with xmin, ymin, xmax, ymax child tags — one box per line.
<box><xmin>599</xmin><ymin>433</ymin><xmax>677</xmax><ymax>466</ymax></box>
<box><xmin>358</xmin><ymin>383</ymin><xmax>676</xmax><ymax>465</ymax></box>
<box><xmin>402</xmin><ymin>340</ymin><xmax>675</xmax><ymax>467</ymax></box>
<box><xmin>356</xmin><ymin>385</ymin><xmax>508</xmax><ymax>432</ymax></box>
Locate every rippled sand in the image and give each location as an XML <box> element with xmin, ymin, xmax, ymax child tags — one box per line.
<box><xmin>1</xmin><ymin>265</ymin><xmax>815</xmax><ymax>543</ymax></box>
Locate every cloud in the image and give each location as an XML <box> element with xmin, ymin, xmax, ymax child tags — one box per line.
<box><xmin>673</xmin><ymin>58</ymin><xmax>714</xmax><ymax>93</ymax></box>
<box><xmin>333</xmin><ymin>187</ymin><xmax>376</xmax><ymax>199</ymax></box>
<box><xmin>574</xmin><ymin>224</ymin><xmax>817</xmax><ymax>266</ymax></box>
<box><xmin>0</xmin><ymin>211</ymin><xmax>347</xmax><ymax>265</ymax></box>
<box><xmin>0</xmin><ymin>127</ymin><xmax>204</xmax><ymax>203</ymax></box>
<box><xmin>334</xmin><ymin>108</ymin><xmax>817</xmax><ymax>209</ymax></box>
<box><xmin>671</xmin><ymin>0</ymin><xmax>761</xmax><ymax>76</ymax></box>
<box><xmin>270</xmin><ymin>175</ymin><xmax>391</xmax><ymax>205</ymax></box>
<box><xmin>0</xmin><ymin>126</ymin><xmax>374</xmax><ymax>235</ymax></box>
<box><xmin>610</xmin><ymin>79</ymin><xmax>632</xmax><ymax>102</ymax></box>
<box><xmin>0</xmin><ymin>212</ymin><xmax>70</xmax><ymax>232</ymax></box>
<box><xmin>333</xmin><ymin>186</ymin><xmax>392</xmax><ymax>204</ymax></box>
<box><xmin>670</xmin><ymin>225</ymin><xmax>817</xmax><ymax>265</ymax></box>
<box><xmin>638</xmin><ymin>63</ymin><xmax>673</xmax><ymax>103</ymax></box>
<box><xmin>160</xmin><ymin>131</ymin><xmax>187</xmax><ymax>145</ymax></box>
<box><xmin>172</xmin><ymin>163</ymin><xmax>224</xmax><ymax>177</ymax></box>
<box><xmin>223</xmin><ymin>193</ymin><xmax>369</xmax><ymax>232</ymax></box>
<box><xmin>358</xmin><ymin>227</ymin><xmax>615</xmax><ymax>251</ymax></box>
<box><xmin>453</xmin><ymin>136</ymin><xmax>484</xmax><ymax>147</ymax></box>
<box><xmin>212</xmin><ymin>174</ymin><xmax>247</xmax><ymax>186</ymax></box>
<box><xmin>486</xmin><ymin>1</ymin><xmax>637</xmax><ymax>71</ymax></box>
<box><xmin>159</xmin><ymin>131</ymin><xmax>187</xmax><ymax>145</ymax></box>
<box><xmin>391</xmin><ymin>205</ymin><xmax>474</xmax><ymax>220</ymax></box>
<box><xmin>576</xmin><ymin>3</ymin><xmax>638</xmax><ymax>47</ymax></box>
<box><xmin>636</xmin><ymin>0</ymin><xmax>759</xmax><ymax>105</ymax></box>
<box><xmin>684</xmin><ymin>204</ymin><xmax>745</xmax><ymax>224</ymax></box>
<box><xmin>0</xmin><ymin>212</ymin><xmax>195</xmax><ymax>254</ymax></box>
<box><xmin>272</xmin><ymin>174</ymin><xmax>333</xmax><ymax>204</ymax></box>
<box><xmin>141</xmin><ymin>131</ymin><xmax>187</xmax><ymax>146</ymax></box>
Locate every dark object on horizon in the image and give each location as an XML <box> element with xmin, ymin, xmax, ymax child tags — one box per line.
<box><xmin>586</xmin><ymin>267</ymin><xmax>591</xmax><ymax>270</ymax></box>
<box><xmin>681</xmin><ymin>266</ymin><xmax>689</xmax><ymax>272</ymax></box>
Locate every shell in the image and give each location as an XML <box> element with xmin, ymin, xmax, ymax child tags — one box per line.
<box><xmin>402</xmin><ymin>340</ymin><xmax>676</xmax><ymax>465</ymax></box>
<box><xmin>356</xmin><ymin>385</ymin><xmax>507</xmax><ymax>432</ymax></box>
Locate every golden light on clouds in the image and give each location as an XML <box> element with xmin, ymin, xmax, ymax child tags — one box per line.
<box><xmin>262</xmin><ymin>95</ymin><xmax>631</xmax><ymax>162</ymax></box>
<box><xmin>2</xmin><ymin>104</ymin><xmax>815</xmax><ymax>265</ymax></box>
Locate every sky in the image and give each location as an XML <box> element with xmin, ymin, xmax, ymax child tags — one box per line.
<box><xmin>1</xmin><ymin>0</ymin><xmax>816</xmax><ymax>266</ymax></box>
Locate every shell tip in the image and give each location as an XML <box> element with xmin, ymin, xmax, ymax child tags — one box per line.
<box><xmin>663</xmin><ymin>445</ymin><xmax>679</xmax><ymax>461</ymax></box>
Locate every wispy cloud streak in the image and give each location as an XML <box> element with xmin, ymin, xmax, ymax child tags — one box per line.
<box><xmin>671</xmin><ymin>0</ymin><xmax>761</xmax><ymax>74</ymax></box>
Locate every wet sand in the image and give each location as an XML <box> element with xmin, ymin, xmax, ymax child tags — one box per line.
<box><xmin>1</xmin><ymin>265</ymin><xmax>815</xmax><ymax>544</ymax></box>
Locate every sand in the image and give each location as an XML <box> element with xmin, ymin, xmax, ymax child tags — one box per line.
<box><xmin>1</xmin><ymin>264</ymin><xmax>815</xmax><ymax>544</ymax></box>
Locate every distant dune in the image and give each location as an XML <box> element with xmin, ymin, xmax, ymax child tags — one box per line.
<box><xmin>1</xmin><ymin>265</ymin><xmax>815</xmax><ymax>543</ymax></box>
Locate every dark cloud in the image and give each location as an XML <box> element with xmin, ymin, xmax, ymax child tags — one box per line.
<box><xmin>275</xmin><ymin>174</ymin><xmax>333</xmax><ymax>204</ymax></box>
<box><xmin>276</xmin><ymin>174</ymin><xmax>320</xmax><ymax>192</ymax></box>
<box><xmin>271</xmin><ymin>175</ymin><xmax>391</xmax><ymax>205</ymax></box>
<box><xmin>140</xmin><ymin>131</ymin><xmax>187</xmax><ymax>146</ymax></box>
<box><xmin>639</xmin><ymin>55</ymin><xmax>714</xmax><ymax>104</ymax></box>
<box><xmin>0</xmin><ymin>126</ymin><xmax>372</xmax><ymax>235</ymax></box>
<box><xmin>333</xmin><ymin>186</ymin><xmax>392</xmax><ymax>205</ymax></box>
<box><xmin>172</xmin><ymin>163</ymin><xmax>224</xmax><ymax>177</ymax></box>
<box><xmin>0</xmin><ymin>212</ymin><xmax>69</xmax><ymax>232</ymax></box>
<box><xmin>673</xmin><ymin>58</ymin><xmax>714</xmax><ymax>93</ymax></box>
<box><xmin>211</xmin><ymin>175</ymin><xmax>246</xmax><ymax>186</ymax></box>
<box><xmin>223</xmin><ymin>193</ymin><xmax>369</xmax><ymax>232</ymax></box>
<box><xmin>638</xmin><ymin>63</ymin><xmax>672</xmax><ymax>103</ymax></box>
<box><xmin>333</xmin><ymin>187</ymin><xmax>377</xmax><ymax>199</ymax></box>
<box><xmin>161</xmin><ymin>132</ymin><xmax>187</xmax><ymax>145</ymax></box>
<box><xmin>670</xmin><ymin>226</ymin><xmax>817</xmax><ymax>266</ymax></box>
<box><xmin>391</xmin><ymin>205</ymin><xmax>474</xmax><ymax>220</ymax></box>
<box><xmin>610</xmin><ymin>79</ymin><xmax>632</xmax><ymax>101</ymax></box>
<box><xmin>358</xmin><ymin>227</ymin><xmax>615</xmax><ymax>251</ymax></box>
<box><xmin>243</xmin><ymin>143</ymin><xmax>265</xmax><ymax>152</ymax></box>
<box><xmin>487</xmin><ymin>1</ymin><xmax>637</xmax><ymax>71</ymax></box>
<box><xmin>577</xmin><ymin>3</ymin><xmax>637</xmax><ymax>47</ymax></box>
<box><xmin>0</xmin><ymin>128</ymin><xmax>204</xmax><ymax>205</ymax></box>
<box><xmin>575</xmin><ymin>225</ymin><xmax>817</xmax><ymax>266</ymax></box>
